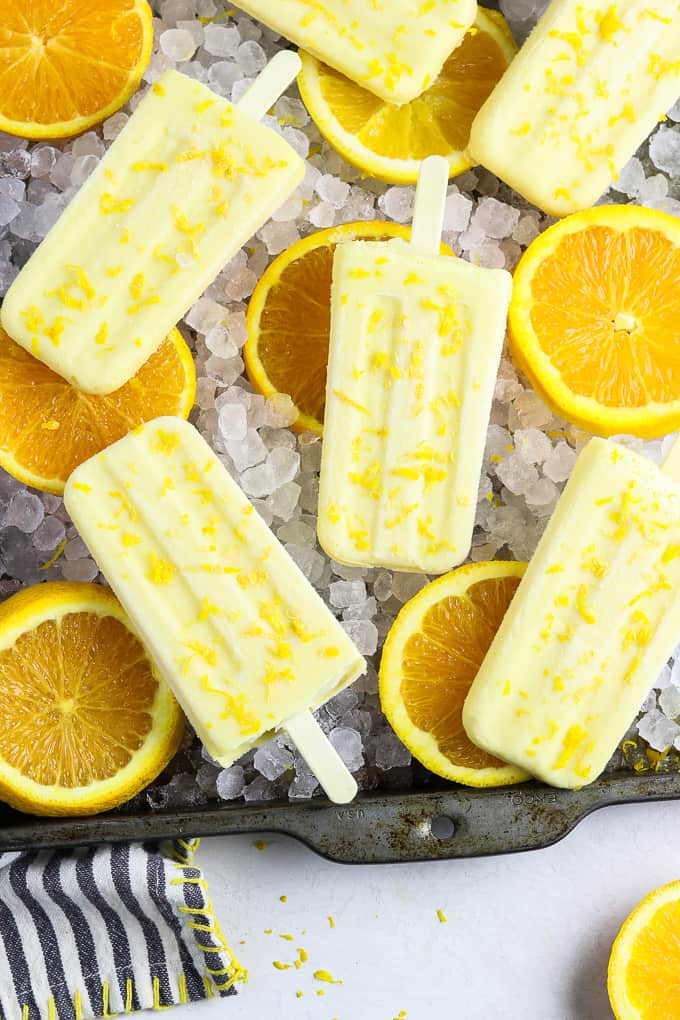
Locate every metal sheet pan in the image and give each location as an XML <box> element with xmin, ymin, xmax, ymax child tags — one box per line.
<box><xmin>2</xmin><ymin>769</ymin><xmax>678</xmax><ymax>864</ymax></box>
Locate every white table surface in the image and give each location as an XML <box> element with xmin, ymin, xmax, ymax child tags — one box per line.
<box><xmin>170</xmin><ymin>798</ymin><xmax>680</xmax><ymax>1020</ymax></box>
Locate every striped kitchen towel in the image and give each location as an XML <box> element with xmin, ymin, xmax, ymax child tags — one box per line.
<box><xmin>0</xmin><ymin>838</ymin><xmax>245</xmax><ymax>1019</ymax></box>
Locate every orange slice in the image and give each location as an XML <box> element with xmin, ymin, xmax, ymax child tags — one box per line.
<box><xmin>245</xmin><ymin>221</ymin><xmax>411</xmax><ymax>435</ymax></box>
<box><xmin>0</xmin><ymin>324</ymin><xmax>195</xmax><ymax>494</ymax></box>
<box><xmin>608</xmin><ymin>879</ymin><xmax>680</xmax><ymax>1019</ymax></box>
<box><xmin>0</xmin><ymin>581</ymin><xmax>184</xmax><ymax>816</ymax></box>
<box><xmin>510</xmin><ymin>205</ymin><xmax>680</xmax><ymax>439</ymax></box>
<box><xmin>0</xmin><ymin>0</ymin><xmax>153</xmax><ymax>140</ymax></box>
<box><xmin>297</xmin><ymin>9</ymin><xmax>517</xmax><ymax>185</ymax></box>
<box><xmin>379</xmin><ymin>561</ymin><xmax>529</xmax><ymax>787</ymax></box>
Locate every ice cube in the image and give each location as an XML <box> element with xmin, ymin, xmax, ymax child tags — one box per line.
<box><xmin>203</xmin><ymin>23</ymin><xmax>240</xmax><ymax>56</ymax></box>
<box><xmin>264</xmin><ymin>393</ymin><xmax>297</xmax><ymax>428</ymax></box>
<box><xmin>341</xmin><ymin>619</ymin><xmax>378</xmax><ymax>655</ymax></box>
<box><xmin>254</xmin><ymin>741</ymin><xmax>294</xmax><ymax>780</ymax></box>
<box><xmin>266</xmin><ymin>481</ymin><xmax>301</xmax><ymax>521</ymax></box>
<box><xmin>373</xmin><ymin>571</ymin><xmax>393</xmax><ymax>602</ymax></box>
<box><xmin>237</xmin><ymin>40</ymin><xmax>267</xmax><ymax>75</ymax></box>
<box><xmin>329</xmin><ymin>727</ymin><xmax>364</xmax><ymax>771</ymax></box>
<box><xmin>375</xmin><ymin>730</ymin><xmax>412</xmax><ymax>770</ymax></box>
<box><xmin>208</xmin><ymin>61</ymin><xmax>243</xmax><ymax>96</ymax></box>
<box><xmin>659</xmin><ymin>685</ymin><xmax>680</xmax><ymax>720</ymax></box>
<box><xmin>218</xmin><ymin>402</ymin><xmax>248</xmax><ymax>442</ymax></box>
<box><xmin>240</xmin><ymin>461</ymin><xmax>275</xmax><ymax>497</ymax></box>
<box><xmin>70</xmin><ymin>154</ymin><xmax>99</xmax><ymax>187</ymax></box>
<box><xmin>72</xmin><ymin>132</ymin><xmax>105</xmax><ymax>158</ymax></box>
<box><xmin>160</xmin><ymin>28</ymin><xmax>198</xmax><ymax>60</ymax></box>
<box><xmin>309</xmin><ymin>201</ymin><xmax>336</xmax><ymax>228</ymax></box>
<box><xmin>64</xmin><ymin>535</ymin><xmax>90</xmax><ymax>560</ymax></box>
<box><xmin>649</xmin><ymin>128</ymin><xmax>680</xmax><ymax>176</ymax></box>
<box><xmin>31</xmin><ymin>146</ymin><xmax>59</xmax><ymax>178</ymax></box>
<box><xmin>1</xmin><ymin>149</ymin><xmax>31</xmax><ymax>179</ymax></box>
<box><xmin>392</xmin><ymin>573</ymin><xmax>429</xmax><ymax>603</ymax></box>
<box><xmin>514</xmin><ymin>428</ymin><xmax>553</xmax><ymax>465</ymax></box>
<box><xmin>472</xmin><ymin>197</ymin><xmax>520</xmax><ymax>239</ymax></box>
<box><xmin>267</xmin><ymin>447</ymin><xmax>300</xmax><ymax>488</ymax></box>
<box><xmin>0</xmin><ymin>178</ymin><xmax>25</xmax><ymax>203</ymax></box>
<box><xmin>513</xmin><ymin>390</ymin><xmax>553</xmax><ymax>429</ymax></box>
<box><xmin>61</xmin><ymin>558</ymin><xmax>99</xmax><ymax>582</ymax></box>
<box><xmin>244</xmin><ymin>775</ymin><xmax>274</xmax><ymax>802</ymax></box>
<box><xmin>259</xmin><ymin>219</ymin><xmax>299</xmax><ymax>255</ymax></box>
<box><xmin>316</xmin><ymin>174</ymin><xmax>350</xmax><ymax>208</ymax></box>
<box><xmin>330</xmin><ymin>580</ymin><xmax>367</xmax><ymax>608</ymax></box>
<box><xmin>6</xmin><ymin>492</ymin><xmax>44</xmax><ymax>533</ymax></box>
<box><xmin>343</xmin><ymin>597</ymin><xmax>377</xmax><ymax>621</ymax></box>
<box><xmin>226</xmin><ymin>428</ymin><xmax>268</xmax><ymax>472</ymax></box>
<box><xmin>512</xmin><ymin>213</ymin><xmax>541</xmax><ymax>246</ymax></box>
<box><xmin>195</xmin><ymin>377</ymin><xmax>217</xmax><ymax>410</ymax></box>
<box><xmin>288</xmin><ymin>771</ymin><xmax>319</xmax><ymax>799</ymax></box>
<box><xmin>496</xmin><ymin>453</ymin><xmax>539</xmax><ymax>496</ymax></box>
<box><xmin>637</xmin><ymin>708</ymin><xmax>680</xmax><ymax>751</ymax></box>
<box><xmin>543</xmin><ymin>441</ymin><xmax>577</xmax><ymax>483</ymax></box>
<box><xmin>525</xmin><ymin>478</ymin><xmax>558</xmax><ymax>507</ymax></box>
<box><xmin>614</xmin><ymin>157</ymin><xmax>646</xmax><ymax>199</ymax></box>
<box><xmin>185</xmin><ymin>297</ymin><xmax>225</xmax><ymax>334</ymax></box>
<box><xmin>0</xmin><ymin>195</ymin><xmax>19</xmax><ymax>227</ymax></box>
<box><xmin>443</xmin><ymin>192</ymin><xmax>473</xmax><ymax>233</ymax></box>
<box><xmin>216</xmin><ymin>765</ymin><xmax>245</xmax><ymax>800</ymax></box>
<box><xmin>33</xmin><ymin>516</ymin><xmax>66</xmax><ymax>552</ymax></box>
<box><xmin>382</xmin><ymin>186</ymin><xmax>415</xmax><ymax>223</ymax></box>
<box><xmin>326</xmin><ymin>689</ymin><xmax>360</xmax><ymax>721</ymax></box>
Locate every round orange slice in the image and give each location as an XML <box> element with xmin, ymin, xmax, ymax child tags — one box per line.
<box><xmin>608</xmin><ymin>879</ymin><xmax>680</xmax><ymax>1019</ymax></box>
<box><xmin>0</xmin><ymin>0</ymin><xmax>153</xmax><ymax>140</ymax></box>
<box><xmin>297</xmin><ymin>9</ymin><xmax>517</xmax><ymax>185</ymax></box>
<box><xmin>510</xmin><ymin>205</ymin><xmax>680</xmax><ymax>439</ymax></box>
<box><xmin>379</xmin><ymin>561</ymin><xmax>529</xmax><ymax>787</ymax></box>
<box><xmin>0</xmin><ymin>581</ymin><xmax>184</xmax><ymax>816</ymax></box>
<box><xmin>0</xmin><ymin>325</ymin><xmax>195</xmax><ymax>494</ymax></box>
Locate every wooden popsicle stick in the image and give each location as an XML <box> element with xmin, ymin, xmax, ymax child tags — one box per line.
<box><xmin>236</xmin><ymin>50</ymin><xmax>302</xmax><ymax>121</ymax></box>
<box><xmin>285</xmin><ymin>709</ymin><xmax>358</xmax><ymax>804</ymax></box>
<box><xmin>409</xmin><ymin>155</ymin><xmax>449</xmax><ymax>256</ymax></box>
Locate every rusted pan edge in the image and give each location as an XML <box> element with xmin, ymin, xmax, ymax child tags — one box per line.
<box><xmin>0</xmin><ymin>771</ymin><xmax>678</xmax><ymax>863</ymax></box>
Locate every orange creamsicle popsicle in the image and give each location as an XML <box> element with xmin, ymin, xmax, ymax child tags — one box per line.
<box><xmin>64</xmin><ymin>417</ymin><xmax>366</xmax><ymax>803</ymax></box>
<box><xmin>317</xmin><ymin>157</ymin><xmax>512</xmax><ymax>573</ymax></box>
<box><xmin>469</xmin><ymin>0</ymin><xmax>680</xmax><ymax>216</ymax></box>
<box><xmin>2</xmin><ymin>54</ymin><xmax>304</xmax><ymax>395</ymax></box>
<box><xmin>234</xmin><ymin>0</ymin><xmax>477</xmax><ymax>104</ymax></box>
<box><xmin>463</xmin><ymin>437</ymin><xmax>680</xmax><ymax>789</ymax></box>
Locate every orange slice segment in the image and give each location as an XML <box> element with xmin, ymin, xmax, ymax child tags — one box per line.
<box><xmin>0</xmin><ymin>581</ymin><xmax>184</xmax><ymax>815</ymax></box>
<box><xmin>297</xmin><ymin>9</ymin><xmax>517</xmax><ymax>185</ymax></box>
<box><xmin>0</xmin><ymin>324</ymin><xmax>195</xmax><ymax>494</ymax></box>
<box><xmin>0</xmin><ymin>0</ymin><xmax>153</xmax><ymax>139</ymax></box>
<box><xmin>510</xmin><ymin>205</ymin><xmax>680</xmax><ymax>438</ymax></box>
<box><xmin>608</xmin><ymin>879</ymin><xmax>680</xmax><ymax>1019</ymax></box>
<box><xmin>245</xmin><ymin>221</ymin><xmax>413</xmax><ymax>435</ymax></box>
<box><xmin>379</xmin><ymin>561</ymin><xmax>529</xmax><ymax>787</ymax></box>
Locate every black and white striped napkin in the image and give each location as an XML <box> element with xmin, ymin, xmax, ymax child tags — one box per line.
<box><xmin>0</xmin><ymin>838</ymin><xmax>244</xmax><ymax>1019</ymax></box>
